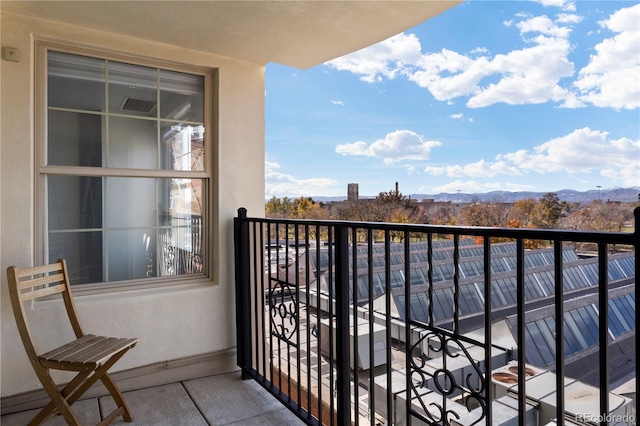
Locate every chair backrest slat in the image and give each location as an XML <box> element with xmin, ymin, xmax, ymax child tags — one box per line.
<box><xmin>16</xmin><ymin>263</ymin><xmax>62</xmax><ymax>278</ymax></box>
<box><xmin>7</xmin><ymin>259</ymin><xmax>86</xmax><ymax>360</ymax></box>
<box><xmin>21</xmin><ymin>284</ymin><xmax>67</xmax><ymax>301</ymax></box>
<box><xmin>18</xmin><ymin>272</ymin><xmax>65</xmax><ymax>291</ymax></box>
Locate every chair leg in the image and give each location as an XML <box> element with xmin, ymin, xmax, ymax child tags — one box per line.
<box><xmin>29</xmin><ymin>350</ymin><xmax>132</xmax><ymax>426</ymax></box>
<box><xmin>29</xmin><ymin>369</ymin><xmax>82</xmax><ymax>426</ymax></box>
<box><xmin>100</xmin><ymin>372</ymin><xmax>134</xmax><ymax>422</ymax></box>
<box><xmin>33</xmin><ymin>368</ymin><xmax>97</xmax><ymax>424</ymax></box>
<box><xmin>62</xmin><ymin>349</ymin><xmax>133</xmax><ymax>424</ymax></box>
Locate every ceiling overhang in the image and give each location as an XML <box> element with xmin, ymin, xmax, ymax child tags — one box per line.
<box><xmin>1</xmin><ymin>1</ymin><xmax>461</xmax><ymax>69</ymax></box>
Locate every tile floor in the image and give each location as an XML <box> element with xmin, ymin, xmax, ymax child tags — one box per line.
<box><xmin>0</xmin><ymin>372</ymin><xmax>306</xmax><ymax>425</ymax></box>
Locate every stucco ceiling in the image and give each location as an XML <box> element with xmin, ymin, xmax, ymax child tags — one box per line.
<box><xmin>1</xmin><ymin>1</ymin><xmax>461</xmax><ymax>69</ymax></box>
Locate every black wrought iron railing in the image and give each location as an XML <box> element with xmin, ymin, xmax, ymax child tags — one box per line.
<box><xmin>234</xmin><ymin>207</ymin><xmax>638</xmax><ymax>426</ymax></box>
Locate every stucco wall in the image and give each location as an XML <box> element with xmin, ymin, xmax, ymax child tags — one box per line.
<box><xmin>0</xmin><ymin>11</ymin><xmax>266</xmax><ymax>397</ymax></box>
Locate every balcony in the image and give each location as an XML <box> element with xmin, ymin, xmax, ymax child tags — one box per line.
<box><xmin>1</xmin><ymin>208</ymin><xmax>635</xmax><ymax>426</ymax></box>
<box><xmin>234</xmin><ymin>207</ymin><xmax>638</xmax><ymax>425</ymax></box>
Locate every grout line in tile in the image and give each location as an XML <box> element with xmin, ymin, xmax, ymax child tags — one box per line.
<box><xmin>180</xmin><ymin>380</ymin><xmax>212</xmax><ymax>426</ymax></box>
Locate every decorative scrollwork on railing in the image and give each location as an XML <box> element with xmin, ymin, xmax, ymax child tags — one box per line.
<box><xmin>408</xmin><ymin>325</ymin><xmax>487</xmax><ymax>426</ymax></box>
<box><xmin>268</xmin><ymin>278</ymin><xmax>298</xmax><ymax>347</ymax></box>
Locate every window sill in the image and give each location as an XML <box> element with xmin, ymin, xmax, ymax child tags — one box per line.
<box><xmin>62</xmin><ymin>275</ymin><xmax>217</xmax><ymax>299</ymax></box>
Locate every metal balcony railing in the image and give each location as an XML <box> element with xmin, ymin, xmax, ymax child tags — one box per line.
<box><xmin>234</xmin><ymin>207</ymin><xmax>638</xmax><ymax>426</ymax></box>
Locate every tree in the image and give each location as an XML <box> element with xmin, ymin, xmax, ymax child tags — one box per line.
<box><xmin>369</xmin><ymin>187</ymin><xmax>414</xmax><ymax>223</ymax></box>
<box><xmin>388</xmin><ymin>210</ymin><xmax>410</xmax><ymax>242</ymax></box>
<box><xmin>459</xmin><ymin>198</ymin><xmax>508</xmax><ymax>227</ymax></box>
<box><xmin>375</xmin><ymin>187</ymin><xmax>413</xmax><ymax>209</ymax></box>
<box><xmin>291</xmin><ymin>197</ymin><xmax>314</xmax><ymax>218</ymax></box>
<box><xmin>509</xmin><ymin>198</ymin><xmax>538</xmax><ymax>228</ymax></box>
<box><xmin>301</xmin><ymin>202</ymin><xmax>331</xmax><ymax>220</ymax></box>
<box><xmin>536</xmin><ymin>192</ymin><xmax>562</xmax><ymax>229</ymax></box>
<box><xmin>265</xmin><ymin>196</ymin><xmax>292</xmax><ymax>218</ymax></box>
<box><xmin>427</xmin><ymin>203</ymin><xmax>458</xmax><ymax>226</ymax></box>
<box><xmin>506</xmin><ymin>198</ymin><xmax>547</xmax><ymax>248</ymax></box>
<box><xmin>562</xmin><ymin>200</ymin><xmax>633</xmax><ymax>233</ymax></box>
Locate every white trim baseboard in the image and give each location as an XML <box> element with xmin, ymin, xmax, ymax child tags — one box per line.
<box><xmin>1</xmin><ymin>347</ymin><xmax>238</xmax><ymax>415</ymax></box>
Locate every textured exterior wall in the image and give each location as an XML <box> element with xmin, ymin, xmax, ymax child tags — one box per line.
<box><xmin>0</xmin><ymin>11</ymin><xmax>265</xmax><ymax>397</ymax></box>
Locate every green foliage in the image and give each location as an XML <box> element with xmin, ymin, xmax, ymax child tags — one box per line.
<box><xmin>375</xmin><ymin>187</ymin><xmax>412</xmax><ymax>208</ymax></box>
<box><xmin>537</xmin><ymin>192</ymin><xmax>562</xmax><ymax>228</ymax></box>
<box><xmin>508</xmin><ymin>193</ymin><xmax>562</xmax><ymax>229</ymax></box>
<box><xmin>265</xmin><ymin>196</ymin><xmax>292</xmax><ymax>217</ymax></box>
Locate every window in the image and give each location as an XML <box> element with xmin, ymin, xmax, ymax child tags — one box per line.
<box><xmin>37</xmin><ymin>44</ymin><xmax>212</xmax><ymax>287</ymax></box>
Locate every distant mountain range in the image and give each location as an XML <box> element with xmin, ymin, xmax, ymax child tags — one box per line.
<box><xmin>308</xmin><ymin>187</ymin><xmax>640</xmax><ymax>204</ymax></box>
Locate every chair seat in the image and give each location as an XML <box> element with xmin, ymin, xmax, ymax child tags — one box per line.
<box><xmin>39</xmin><ymin>334</ymin><xmax>138</xmax><ymax>371</ymax></box>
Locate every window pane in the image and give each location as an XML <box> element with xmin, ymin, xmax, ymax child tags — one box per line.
<box><xmin>108</xmin><ymin>117</ymin><xmax>158</xmax><ymax>169</ymax></box>
<box><xmin>48</xmin><ymin>51</ymin><xmax>105</xmax><ymax>111</ymax></box>
<box><xmin>107</xmin><ymin>229</ymin><xmax>156</xmax><ymax>281</ymax></box>
<box><xmin>48</xmin><ymin>231</ymin><xmax>103</xmax><ymax>285</ymax></box>
<box><xmin>615</xmin><ymin>297</ymin><xmax>635</xmax><ymax>328</ymax></box>
<box><xmin>158</xmin><ymin>212</ymin><xmax>204</xmax><ymax>276</ymax></box>
<box><xmin>48</xmin><ymin>176</ymin><xmax>103</xmax><ymax>230</ymax></box>
<box><xmin>108</xmin><ymin>61</ymin><xmax>157</xmax><ymax>117</ymax></box>
<box><xmin>160</xmin><ymin>70</ymin><xmax>204</xmax><ymax>121</ymax></box>
<box><xmin>158</xmin><ymin>178</ymin><xmax>204</xmax><ymax>276</ymax></box>
<box><xmin>565</xmin><ymin>314</ymin><xmax>589</xmax><ymax>351</ymax></box>
<box><xmin>105</xmin><ymin>177</ymin><xmax>156</xmax><ymax>228</ymax></box>
<box><xmin>524</xmin><ymin>325</ymin><xmax>546</xmax><ymax>367</ymax></box>
<box><xmin>571</xmin><ymin>310</ymin><xmax>596</xmax><ymax>347</ymax></box>
<box><xmin>160</xmin><ymin>123</ymin><xmax>205</xmax><ymax>171</ymax></box>
<box><xmin>579</xmin><ymin>308</ymin><xmax>599</xmax><ymax>344</ymax></box>
<box><xmin>356</xmin><ymin>277</ymin><xmax>368</xmax><ymax>300</ymax></box>
<box><xmin>48</xmin><ymin>110</ymin><xmax>103</xmax><ymax>167</ymax></box>
<box><xmin>410</xmin><ymin>268</ymin><xmax>426</xmax><ymax>286</ymax></box>
<box><xmin>563</xmin><ymin>321</ymin><xmax>582</xmax><ymax>355</ymax></box>
<box><xmin>390</xmin><ymin>270</ymin><xmax>404</xmax><ymax>288</ymax></box>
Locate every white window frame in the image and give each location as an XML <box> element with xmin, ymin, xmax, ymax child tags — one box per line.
<box><xmin>35</xmin><ymin>41</ymin><xmax>216</xmax><ymax>293</ymax></box>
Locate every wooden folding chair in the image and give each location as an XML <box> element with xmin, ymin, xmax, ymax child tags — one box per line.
<box><xmin>7</xmin><ymin>259</ymin><xmax>139</xmax><ymax>425</ymax></box>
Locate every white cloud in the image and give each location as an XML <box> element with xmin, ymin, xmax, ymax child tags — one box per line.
<box><xmin>498</xmin><ymin>127</ymin><xmax>640</xmax><ymax>186</ymax></box>
<box><xmin>424</xmin><ymin>166</ymin><xmax>445</xmax><ymax>176</ymax></box>
<box><xmin>331</xmin><ymin>100</ymin><xmax>345</xmax><ymax>106</ymax></box>
<box><xmin>405</xmin><ymin>164</ymin><xmax>418</xmax><ymax>174</ymax></box>
<box><xmin>573</xmin><ymin>4</ymin><xmax>640</xmax><ymax>109</ymax></box>
<box><xmin>449</xmin><ymin>113</ymin><xmax>473</xmax><ymax>122</ymax></box>
<box><xmin>265</xmin><ymin>161</ymin><xmax>338</xmax><ymax>197</ymax></box>
<box><xmin>323</xmin><ymin>6</ymin><xmax>640</xmax><ymax>110</ymax></box>
<box><xmin>409</xmin><ymin>49</ymin><xmax>482</xmax><ymax>101</ymax></box>
<box><xmin>327</xmin><ymin>13</ymin><xmax>577</xmax><ymax>108</ymax></box>
<box><xmin>424</xmin><ymin>128</ymin><xmax>639</xmax><ymax>188</ymax></box>
<box><xmin>425</xmin><ymin>160</ymin><xmax>522</xmax><ymax>178</ymax></box>
<box><xmin>556</xmin><ymin>13</ymin><xmax>582</xmax><ymax>24</ymax></box>
<box><xmin>530</xmin><ymin>0</ymin><xmax>576</xmax><ymax>12</ymax></box>
<box><xmin>463</xmin><ymin>15</ymin><xmax>575</xmax><ymax>108</ymax></box>
<box><xmin>325</xmin><ymin>33</ymin><xmax>422</xmax><ymax>83</ymax></box>
<box><xmin>471</xmin><ymin>47</ymin><xmax>489</xmax><ymax>55</ymax></box>
<box><xmin>335</xmin><ymin>130</ymin><xmax>441</xmax><ymax>164</ymax></box>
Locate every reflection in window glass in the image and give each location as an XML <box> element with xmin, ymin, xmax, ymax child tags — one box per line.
<box><xmin>108</xmin><ymin>61</ymin><xmax>157</xmax><ymax>116</ymax></box>
<box><xmin>48</xmin><ymin>111</ymin><xmax>103</xmax><ymax>167</ymax></box>
<box><xmin>48</xmin><ymin>51</ymin><xmax>105</xmax><ymax>110</ymax></box>
<box><xmin>160</xmin><ymin>70</ymin><xmax>204</xmax><ymax>121</ymax></box>
<box><xmin>160</xmin><ymin>123</ymin><xmax>205</xmax><ymax>171</ymax></box>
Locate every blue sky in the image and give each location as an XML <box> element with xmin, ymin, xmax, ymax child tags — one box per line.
<box><xmin>265</xmin><ymin>0</ymin><xmax>640</xmax><ymax>199</ymax></box>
